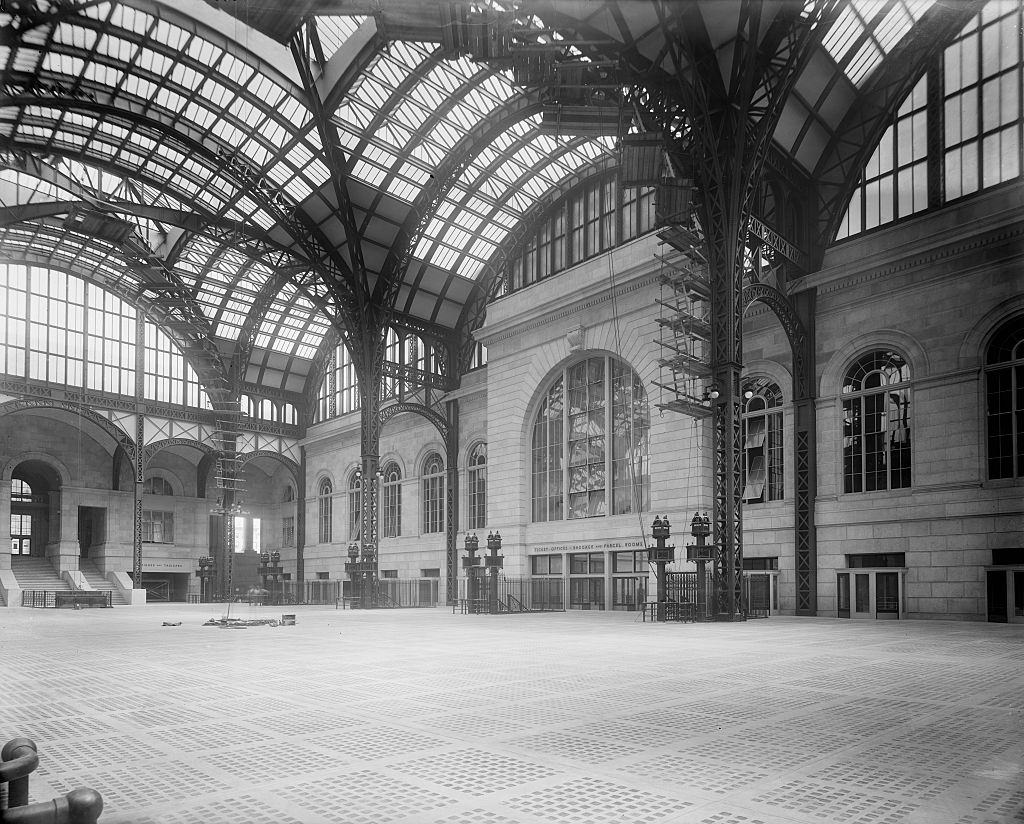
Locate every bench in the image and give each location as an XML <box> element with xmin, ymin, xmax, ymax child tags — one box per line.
<box><xmin>55</xmin><ymin>592</ymin><xmax>111</xmax><ymax>609</ymax></box>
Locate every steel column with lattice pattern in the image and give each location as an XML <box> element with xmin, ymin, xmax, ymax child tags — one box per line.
<box><xmin>445</xmin><ymin>399</ymin><xmax>459</xmax><ymax>606</ymax></box>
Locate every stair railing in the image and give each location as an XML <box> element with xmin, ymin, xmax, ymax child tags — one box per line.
<box><xmin>0</xmin><ymin>738</ymin><xmax>103</xmax><ymax>823</ymax></box>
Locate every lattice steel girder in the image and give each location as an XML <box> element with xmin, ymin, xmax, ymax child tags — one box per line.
<box><xmin>291</xmin><ymin>25</ymin><xmax>369</xmax><ymax>298</ymax></box>
<box><xmin>812</xmin><ymin>0</ymin><xmax>984</xmax><ymax>259</ymax></box>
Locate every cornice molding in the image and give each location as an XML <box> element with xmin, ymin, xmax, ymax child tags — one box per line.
<box><xmin>813</xmin><ymin>220</ymin><xmax>1024</xmax><ymax>300</ymax></box>
<box><xmin>478</xmin><ymin>271</ymin><xmax>660</xmax><ymax>346</ymax></box>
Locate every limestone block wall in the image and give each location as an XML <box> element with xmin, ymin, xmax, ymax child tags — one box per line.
<box><xmin>478</xmin><ymin>231</ymin><xmax>712</xmax><ymax>579</ymax></box>
<box><xmin>805</xmin><ymin>184</ymin><xmax>1024</xmax><ymax>620</ymax></box>
<box><xmin>302</xmin><ymin>376</ymin><xmax>489</xmax><ymax>600</ymax></box>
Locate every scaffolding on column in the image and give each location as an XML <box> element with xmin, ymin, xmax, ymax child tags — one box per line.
<box><xmin>653</xmin><ymin>222</ymin><xmax>714</xmax><ymax>421</ymax></box>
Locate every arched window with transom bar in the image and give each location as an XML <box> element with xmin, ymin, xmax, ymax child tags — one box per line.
<box><xmin>842</xmin><ymin>351</ymin><xmax>912</xmax><ymax>493</ymax></box>
<box><xmin>531</xmin><ymin>355</ymin><xmax>650</xmax><ymax>521</ymax></box>
<box><xmin>986</xmin><ymin>315</ymin><xmax>1024</xmax><ymax>480</ymax></box>
<box><xmin>318</xmin><ymin>479</ymin><xmax>333</xmax><ymax>543</ymax></box>
<box><xmin>742</xmin><ymin>379</ymin><xmax>784</xmax><ymax>503</ymax></box>
<box><xmin>468</xmin><ymin>443</ymin><xmax>487</xmax><ymax>530</ymax></box>
<box><xmin>422</xmin><ymin>453</ymin><xmax>445</xmax><ymax>534</ymax></box>
<box><xmin>348</xmin><ymin>470</ymin><xmax>362</xmax><ymax>540</ymax></box>
<box><xmin>381</xmin><ymin>462</ymin><xmax>402</xmax><ymax>538</ymax></box>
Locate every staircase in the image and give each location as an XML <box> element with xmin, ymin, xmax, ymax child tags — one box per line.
<box><xmin>11</xmin><ymin>556</ymin><xmax>70</xmax><ymax>592</ymax></box>
<box><xmin>79</xmin><ymin>560</ymin><xmax>127</xmax><ymax>605</ymax></box>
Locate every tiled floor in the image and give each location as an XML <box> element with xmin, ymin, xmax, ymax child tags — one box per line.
<box><xmin>1</xmin><ymin>605</ymin><xmax>1022</xmax><ymax>824</ymax></box>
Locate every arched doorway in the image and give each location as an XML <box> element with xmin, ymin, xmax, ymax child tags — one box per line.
<box><xmin>11</xmin><ymin>460</ymin><xmax>62</xmax><ymax>559</ymax></box>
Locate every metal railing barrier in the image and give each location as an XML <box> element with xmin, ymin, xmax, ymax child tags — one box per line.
<box><xmin>1</xmin><ymin>738</ymin><xmax>103</xmax><ymax>823</ymax></box>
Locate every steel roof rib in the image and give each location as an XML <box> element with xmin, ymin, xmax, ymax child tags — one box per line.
<box><xmin>375</xmin><ymin>92</ymin><xmax>545</xmax><ymax>307</ymax></box>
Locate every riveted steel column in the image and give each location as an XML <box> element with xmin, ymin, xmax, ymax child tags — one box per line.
<box><xmin>445</xmin><ymin>398</ymin><xmax>459</xmax><ymax>606</ymax></box>
<box><xmin>133</xmin><ymin>318</ymin><xmax>145</xmax><ymax>589</ymax></box>
<box><xmin>792</xmin><ymin>289</ymin><xmax>817</xmax><ymax>615</ymax></box>
<box><xmin>296</xmin><ymin>446</ymin><xmax>306</xmax><ymax>596</ymax></box>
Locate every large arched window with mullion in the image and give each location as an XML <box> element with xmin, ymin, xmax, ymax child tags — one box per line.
<box><xmin>985</xmin><ymin>315</ymin><xmax>1024</xmax><ymax>479</ymax></box>
<box><xmin>742</xmin><ymin>379</ymin><xmax>784</xmax><ymax>503</ymax></box>
<box><xmin>531</xmin><ymin>355</ymin><xmax>649</xmax><ymax>522</ymax></box>
<box><xmin>842</xmin><ymin>351</ymin><xmax>912</xmax><ymax>493</ymax></box>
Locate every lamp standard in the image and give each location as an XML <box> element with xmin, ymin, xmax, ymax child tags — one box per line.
<box><xmin>484</xmin><ymin>531</ymin><xmax>503</xmax><ymax>614</ymax></box>
<box><xmin>195</xmin><ymin>556</ymin><xmax>215</xmax><ymax>603</ymax></box>
<box><xmin>462</xmin><ymin>533</ymin><xmax>481</xmax><ymax>612</ymax></box>
<box><xmin>345</xmin><ymin>542</ymin><xmax>360</xmax><ymax>605</ymax></box>
<box><xmin>650</xmin><ymin>516</ymin><xmax>675</xmax><ymax>622</ymax></box>
<box><xmin>686</xmin><ymin>512</ymin><xmax>714</xmax><ymax>620</ymax></box>
<box><xmin>258</xmin><ymin>551</ymin><xmax>284</xmax><ymax>604</ymax></box>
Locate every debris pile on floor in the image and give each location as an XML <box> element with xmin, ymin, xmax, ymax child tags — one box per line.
<box><xmin>203</xmin><ymin>617</ymin><xmax>280</xmax><ymax>628</ymax></box>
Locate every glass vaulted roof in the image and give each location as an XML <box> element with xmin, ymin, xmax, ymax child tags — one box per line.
<box><xmin>0</xmin><ymin>0</ymin><xmax>962</xmax><ymax>406</ymax></box>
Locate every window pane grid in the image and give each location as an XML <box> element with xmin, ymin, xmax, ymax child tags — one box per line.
<box><xmin>843</xmin><ymin>351</ymin><xmax>912</xmax><ymax>493</ymax></box>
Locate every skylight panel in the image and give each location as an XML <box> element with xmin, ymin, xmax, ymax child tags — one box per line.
<box><xmin>388</xmin><ymin>177</ymin><xmax>419</xmax><ymax>202</ymax></box>
<box><xmin>302</xmin><ymin>159</ymin><xmax>331</xmax><ymax>188</ymax></box>
<box><xmin>139</xmin><ymin>46</ymin><xmax>173</xmax><ymax>79</ymax></box>
<box><xmin>108</xmin><ymin>3</ymin><xmax>153</xmax><ymax>36</ymax></box>
<box><xmin>154</xmin><ymin>86</ymin><xmax>186</xmax><ymax>115</ymax></box>
<box><xmin>30</xmin><ymin>45</ymin><xmax>72</xmax><ymax>78</ymax></box>
<box><xmin>410</xmin><ymin>141</ymin><xmax>446</xmax><ymax>166</ymax></box>
<box><xmin>186</xmin><ymin>36</ymin><xmax>222</xmax><ymax>70</ymax></box>
<box><xmin>433</xmin><ymin>246</ymin><xmax>458</xmax><ymax>269</ymax></box>
<box><xmin>170</xmin><ymin>62</ymin><xmax>203</xmax><ymax>96</ymax></box>
<box><xmin>469</xmin><ymin>238</ymin><xmax>496</xmax><ymax>260</ymax></box>
<box><xmin>351</xmin><ymin>159</ymin><xmax>386</xmax><ymax>187</ymax></box>
<box><xmin>53</xmin><ymin>21</ymin><xmax>98</xmax><ymax>52</ymax></box>
<box><xmin>122</xmin><ymin>72</ymin><xmax>157</xmax><ymax>101</ymax></box>
<box><xmin>846</xmin><ymin>40</ymin><xmax>883</xmax><ymax>86</ymax></box>
<box><xmin>200</xmin><ymin>78</ymin><xmax>234</xmax><ymax>110</ymax></box>
<box><xmin>875</xmin><ymin>4</ymin><xmax>912</xmax><ymax>52</ymax></box>
<box><xmin>461</xmin><ymin>259</ymin><xmax>484</xmax><ymax>280</ymax></box>
<box><xmin>315</xmin><ymin>15</ymin><xmax>367</xmax><ymax>63</ymax></box>
<box><xmin>152</xmin><ymin>20</ymin><xmax>188</xmax><ymax>53</ymax></box>
<box><xmin>219</xmin><ymin>52</ymin><xmax>254</xmax><ymax>87</ymax></box>
<box><xmin>95</xmin><ymin>33</ymin><xmax>139</xmax><ymax>63</ymax></box>
<box><xmin>392</xmin><ymin>99</ymin><xmax>432</xmax><ymax>133</ymax></box>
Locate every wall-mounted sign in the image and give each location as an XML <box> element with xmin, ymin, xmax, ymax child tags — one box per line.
<box><xmin>531</xmin><ymin>540</ymin><xmax>646</xmax><ymax>554</ymax></box>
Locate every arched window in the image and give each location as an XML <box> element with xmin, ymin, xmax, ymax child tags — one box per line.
<box><xmin>282</xmin><ymin>403</ymin><xmax>297</xmax><ymax>425</ymax></box>
<box><xmin>318</xmin><ymin>479</ymin><xmax>333</xmax><ymax>543</ymax></box>
<box><xmin>348</xmin><ymin>470</ymin><xmax>362</xmax><ymax>541</ymax></box>
<box><xmin>381</xmin><ymin>462</ymin><xmax>402</xmax><ymax>538</ymax></box>
<box><xmin>842</xmin><ymin>351</ymin><xmax>912</xmax><ymax>493</ymax></box>
<box><xmin>422</xmin><ymin>453</ymin><xmax>445</xmax><ymax>534</ymax></box>
<box><xmin>986</xmin><ymin>315</ymin><xmax>1024</xmax><ymax>479</ymax></box>
<box><xmin>531</xmin><ymin>355</ymin><xmax>650</xmax><ymax>522</ymax></box>
<box><xmin>468</xmin><ymin>443</ymin><xmax>487</xmax><ymax>530</ymax></box>
<box><xmin>143</xmin><ymin>476</ymin><xmax>174</xmax><ymax>496</ymax></box>
<box><xmin>12</xmin><ymin>478</ymin><xmax>32</xmax><ymax>502</ymax></box>
<box><xmin>742</xmin><ymin>379</ymin><xmax>784</xmax><ymax>503</ymax></box>
<box><xmin>257</xmin><ymin>398</ymin><xmax>276</xmax><ymax>421</ymax></box>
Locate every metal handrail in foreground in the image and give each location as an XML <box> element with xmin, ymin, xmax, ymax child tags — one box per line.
<box><xmin>1</xmin><ymin>738</ymin><xmax>103</xmax><ymax>824</ymax></box>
